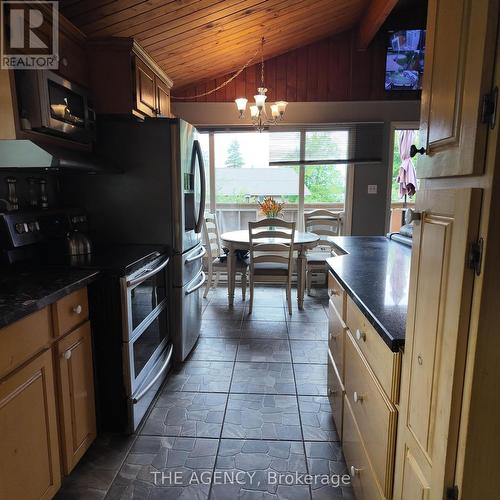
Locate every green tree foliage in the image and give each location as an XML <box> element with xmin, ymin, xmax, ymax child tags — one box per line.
<box><xmin>303</xmin><ymin>132</ymin><xmax>345</xmax><ymax>203</ymax></box>
<box><xmin>225</xmin><ymin>140</ymin><xmax>244</xmax><ymax>168</ymax></box>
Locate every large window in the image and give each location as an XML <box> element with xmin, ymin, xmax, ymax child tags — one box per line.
<box><xmin>200</xmin><ymin>128</ymin><xmax>349</xmax><ymax>232</ymax></box>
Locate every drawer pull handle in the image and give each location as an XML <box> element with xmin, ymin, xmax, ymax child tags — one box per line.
<box><xmin>418</xmin><ymin>354</ymin><xmax>423</xmax><ymax>365</ymax></box>
<box><xmin>329</xmin><ymin>333</ymin><xmax>337</xmax><ymax>341</ymax></box>
<box><xmin>350</xmin><ymin>465</ymin><xmax>362</xmax><ymax>477</ymax></box>
<box><xmin>328</xmin><ymin>388</ymin><xmax>337</xmax><ymax>396</ymax></box>
<box><xmin>355</xmin><ymin>329</ymin><xmax>366</xmax><ymax>342</ymax></box>
<box><xmin>353</xmin><ymin>391</ymin><xmax>364</xmax><ymax>403</ymax></box>
<box><xmin>72</xmin><ymin>304</ymin><xmax>83</xmax><ymax>315</ymax></box>
<box><xmin>63</xmin><ymin>349</ymin><xmax>72</xmax><ymax>360</ymax></box>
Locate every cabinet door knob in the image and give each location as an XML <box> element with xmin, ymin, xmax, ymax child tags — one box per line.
<box><xmin>73</xmin><ymin>304</ymin><xmax>83</xmax><ymax>315</ymax></box>
<box><xmin>63</xmin><ymin>349</ymin><xmax>72</xmax><ymax>360</ymax></box>
<box><xmin>405</xmin><ymin>208</ymin><xmax>422</xmax><ymax>225</ymax></box>
<box><xmin>328</xmin><ymin>388</ymin><xmax>337</xmax><ymax>396</ymax></box>
<box><xmin>329</xmin><ymin>289</ymin><xmax>338</xmax><ymax>296</ymax></box>
<box><xmin>353</xmin><ymin>391</ymin><xmax>364</xmax><ymax>403</ymax></box>
<box><xmin>410</xmin><ymin>144</ymin><xmax>426</xmax><ymax>157</ymax></box>
<box><xmin>350</xmin><ymin>465</ymin><xmax>362</xmax><ymax>477</ymax></box>
<box><xmin>355</xmin><ymin>329</ymin><xmax>366</xmax><ymax>342</ymax></box>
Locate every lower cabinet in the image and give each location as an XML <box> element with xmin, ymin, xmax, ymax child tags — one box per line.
<box><xmin>327</xmin><ymin>352</ymin><xmax>344</xmax><ymax>439</ymax></box>
<box><xmin>343</xmin><ymin>397</ymin><xmax>384</xmax><ymax>500</ymax></box>
<box><xmin>55</xmin><ymin>321</ymin><xmax>96</xmax><ymax>474</ymax></box>
<box><xmin>0</xmin><ymin>287</ymin><xmax>96</xmax><ymax>499</ymax></box>
<box><xmin>0</xmin><ymin>350</ymin><xmax>61</xmax><ymax>500</ymax></box>
<box><xmin>327</xmin><ymin>272</ymin><xmax>402</xmax><ymax>500</ymax></box>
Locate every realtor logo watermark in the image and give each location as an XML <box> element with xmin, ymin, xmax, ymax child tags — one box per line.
<box><xmin>1</xmin><ymin>1</ymin><xmax>59</xmax><ymax>69</ymax></box>
<box><xmin>150</xmin><ymin>470</ymin><xmax>352</xmax><ymax>488</ymax></box>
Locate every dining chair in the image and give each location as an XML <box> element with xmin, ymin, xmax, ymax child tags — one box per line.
<box><xmin>248</xmin><ymin>218</ymin><xmax>296</xmax><ymax>315</ymax></box>
<box><xmin>202</xmin><ymin>213</ymin><xmax>247</xmax><ymax>299</ymax></box>
<box><xmin>304</xmin><ymin>209</ymin><xmax>343</xmax><ymax>295</ymax></box>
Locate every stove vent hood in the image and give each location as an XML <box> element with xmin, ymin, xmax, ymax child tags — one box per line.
<box><xmin>0</xmin><ymin>140</ymin><xmax>117</xmax><ymax>173</ymax></box>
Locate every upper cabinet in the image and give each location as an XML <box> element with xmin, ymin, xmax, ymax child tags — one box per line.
<box><xmin>87</xmin><ymin>38</ymin><xmax>173</xmax><ymax>119</ymax></box>
<box><xmin>417</xmin><ymin>0</ymin><xmax>498</xmax><ymax>178</ymax></box>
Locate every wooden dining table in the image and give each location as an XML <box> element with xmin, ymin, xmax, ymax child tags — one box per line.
<box><xmin>220</xmin><ymin>230</ymin><xmax>320</xmax><ymax>310</ymax></box>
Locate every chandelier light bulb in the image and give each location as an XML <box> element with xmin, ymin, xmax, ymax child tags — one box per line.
<box><xmin>254</xmin><ymin>93</ymin><xmax>267</xmax><ymax>110</ymax></box>
<box><xmin>275</xmin><ymin>101</ymin><xmax>288</xmax><ymax>116</ymax></box>
<box><xmin>235</xmin><ymin>97</ymin><xmax>248</xmax><ymax>118</ymax></box>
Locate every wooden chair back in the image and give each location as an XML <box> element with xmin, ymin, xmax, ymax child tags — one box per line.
<box><xmin>202</xmin><ymin>212</ymin><xmax>221</xmax><ymax>262</ymax></box>
<box><xmin>304</xmin><ymin>209</ymin><xmax>343</xmax><ymax>247</ymax></box>
<box><xmin>248</xmin><ymin>218</ymin><xmax>296</xmax><ymax>276</ymax></box>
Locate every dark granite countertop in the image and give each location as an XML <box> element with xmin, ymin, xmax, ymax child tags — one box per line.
<box><xmin>0</xmin><ymin>267</ymin><xmax>100</xmax><ymax>329</ymax></box>
<box><xmin>326</xmin><ymin>236</ymin><xmax>411</xmax><ymax>351</ymax></box>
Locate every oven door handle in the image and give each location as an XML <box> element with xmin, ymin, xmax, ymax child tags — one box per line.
<box><xmin>185</xmin><ymin>245</ymin><xmax>206</xmax><ymax>263</ymax></box>
<box><xmin>126</xmin><ymin>256</ymin><xmax>169</xmax><ymax>288</ymax></box>
<box><xmin>185</xmin><ymin>270</ymin><xmax>206</xmax><ymax>295</ymax></box>
<box><xmin>132</xmin><ymin>343</ymin><xmax>173</xmax><ymax>404</ymax></box>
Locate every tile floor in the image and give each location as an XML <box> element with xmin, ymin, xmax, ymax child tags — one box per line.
<box><xmin>56</xmin><ymin>285</ymin><xmax>353</xmax><ymax>500</ymax></box>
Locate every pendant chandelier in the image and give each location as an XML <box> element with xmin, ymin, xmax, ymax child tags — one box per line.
<box><xmin>234</xmin><ymin>38</ymin><xmax>288</xmax><ymax>132</ymax></box>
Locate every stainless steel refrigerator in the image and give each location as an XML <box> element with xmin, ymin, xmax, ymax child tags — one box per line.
<box><xmin>62</xmin><ymin>116</ymin><xmax>206</xmax><ymax>363</ymax></box>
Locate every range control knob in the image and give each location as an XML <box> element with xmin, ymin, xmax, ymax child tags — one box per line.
<box><xmin>15</xmin><ymin>222</ymin><xmax>28</xmax><ymax>234</ymax></box>
<box><xmin>28</xmin><ymin>221</ymin><xmax>40</xmax><ymax>232</ymax></box>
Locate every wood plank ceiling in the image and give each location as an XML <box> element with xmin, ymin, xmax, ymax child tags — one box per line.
<box><xmin>60</xmin><ymin>0</ymin><xmax>370</xmax><ymax>88</ymax></box>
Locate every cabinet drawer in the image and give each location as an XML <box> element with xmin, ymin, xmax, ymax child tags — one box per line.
<box><xmin>52</xmin><ymin>288</ymin><xmax>89</xmax><ymax>337</ymax></box>
<box><xmin>345</xmin><ymin>332</ymin><xmax>397</xmax><ymax>498</ymax></box>
<box><xmin>328</xmin><ymin>301</ymin><xmax>345</xmax><ymax>380</ymax></box>
<box><xmin>0</xmin><ymin>308</ymin><xmax>52</xmax><ymax>379</ymax></box>
<box><xmin>328</xmin><ymin>271</ymin><xmax>345</xmax><ymax>316</ymax></box>
<box><xmin>345</xmin><ymin>296</ymin><xmax>400</xmax><ymax>401</ymax></box>
<box><xmin>327</xmin><ymin>352</ymin><xmax>343</xmax><ymax>439</ymax></box>
<box><xmin>343</xmin><ymin>397</ymin><xmax>384</xmax><ymax>500</ymax></box>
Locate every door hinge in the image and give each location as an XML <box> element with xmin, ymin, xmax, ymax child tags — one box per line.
<box><xmin>468</xmin><ymin>237</ymin><xmax>483</xmax><ymax>276</ymax></box>
<box><xmin>482</xmin><ymin>86</ymin><xmax>498</xmax><ymax>129</ymax></box>
<box><xmin>446</xmin><ymin>485</ymin><xmax>459</xmax><ymax>500</ymax></box>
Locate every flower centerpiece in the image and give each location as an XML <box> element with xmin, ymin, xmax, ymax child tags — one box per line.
<box><xmin>258</xmin><ymin>196</ymin><xmax>285</xmax><ymax>219</ymax></box>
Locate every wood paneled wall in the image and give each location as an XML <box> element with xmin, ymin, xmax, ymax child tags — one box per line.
<box><xmin>172</xmin><ymin>30</ymin><xmax>420</xmax><ymax>102</ymax></box>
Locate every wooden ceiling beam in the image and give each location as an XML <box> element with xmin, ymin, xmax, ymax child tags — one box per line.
<box><xmin>356</xmin><ymin>0</ymin><xmax>398</xmax><ymax>50</ymax></box>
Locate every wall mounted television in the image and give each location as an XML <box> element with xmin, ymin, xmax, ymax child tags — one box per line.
<box><xmin>385</xmin><ymin>30</ymin><xmax>426</xmax><ymax>91</ymax></box>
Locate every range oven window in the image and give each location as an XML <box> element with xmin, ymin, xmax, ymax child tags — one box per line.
<box><xmin>48</xmin><ymin>80</ymin><xmax>85</xmax><ymax>127</ymax></box>
<box><xmin>130</xmin><ymin>269</ymin><xmax>167</xmax><ymax>330</ymax></box>
<box><xmin>132</xmin><ymin>308</ymin><xmax>168</xmax><ymax>378</ymax></box>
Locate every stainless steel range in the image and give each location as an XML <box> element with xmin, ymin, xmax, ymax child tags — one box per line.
<box><xmin>0</xmin><ymin>207</ymin><xmax>173</xmax><ymax>433</ymax></box>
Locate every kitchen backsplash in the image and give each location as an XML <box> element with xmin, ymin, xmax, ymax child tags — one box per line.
<box><xmin>0</xmin><ymin>173</ymin><xmax>60</xmax><ymax>212</ymax></box>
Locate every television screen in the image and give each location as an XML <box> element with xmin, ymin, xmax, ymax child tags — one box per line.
<box><xmin>385</xmin><ymin>30</ymin><xmax>426</xmax><ymax>91</ymax></box>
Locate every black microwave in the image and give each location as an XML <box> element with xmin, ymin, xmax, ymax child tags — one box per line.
<box><xmin>15</xmin><ymin>70</ymin><xmax>96</xmax><ymax>144</ymax></box>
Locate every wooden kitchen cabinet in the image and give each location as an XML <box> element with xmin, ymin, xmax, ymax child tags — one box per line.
<box><xmin>0</xmin><ymin>286</ymin><xmax>96</xmax><ymax>497</ymax></box>
<box><xmin>327</xmin><ymin>270</ymin><xmax>402</xmax><ymax>499</ymax></box>
<box><xmin>55</xmin><ymin>321</ymin><xmax>96</xmax><ymax>474</ymax></box>
<box><xmin>0</xmin><ymin>349</ymin><xmax>61</xmax><ymax>500</ymax></box>
<box><xmin>87</xmin><ymin>38</ymin><xmax>174</xmax><ymax>118</ymax></box>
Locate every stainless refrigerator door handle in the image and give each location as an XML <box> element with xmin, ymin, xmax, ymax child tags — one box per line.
<box><xmin>193</xmin><ymin>139</ymin><xmax>206</xmax><ymax>234</ymax></box>
<box><xmin>185</xmin><ymin>246</ymin><xmax>206</xmax><ymax>263</ymax></box>
<box><xmin>185</xmin><ymin>271</ymin><xmax>206</xmax><ymax>295</ymax></box>
<box><xmin>132</xmin><ymin>344</ymin><xmax>173</xmax><ymax>404</ymax></box>
<box><xmin>126</xmin><ymin>256</ymin><xmax>169</xmax><ymax>287</ymax></box>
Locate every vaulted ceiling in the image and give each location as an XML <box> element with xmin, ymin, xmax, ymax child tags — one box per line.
<box><xmin>59</xmin><ymin>0</ymin><xmax>381</xmax><ymax>87</ymax></box>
